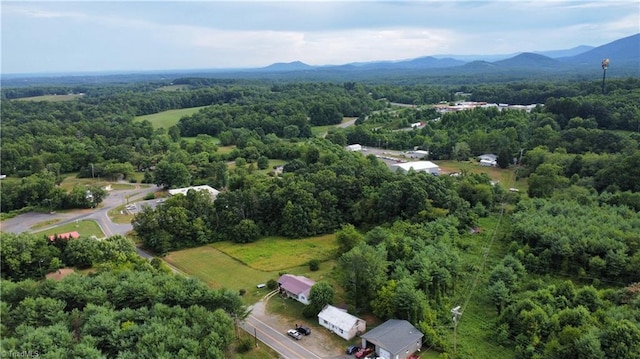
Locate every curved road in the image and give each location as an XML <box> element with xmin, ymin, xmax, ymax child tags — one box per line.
<box><xmin>2</xmin><ymin>184</ymin><xmax>329</xmax><ymax>358</ymax></box>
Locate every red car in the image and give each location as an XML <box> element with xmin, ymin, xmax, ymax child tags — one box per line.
<box><xmin>355</xmin><ymin>347</ymin><xmax>373</xmax><ymax>358</ymax></box>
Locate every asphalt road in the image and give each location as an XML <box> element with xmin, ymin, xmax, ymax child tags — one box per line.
<box><xmin>2</xmin><ymin>184</ymin><xmax>333</xmax><ymax>358</ymax></box>
<box><xmin>241</xmin><ymin>299</ymin><xmax>323</xmax><ymax>359</ymax></box>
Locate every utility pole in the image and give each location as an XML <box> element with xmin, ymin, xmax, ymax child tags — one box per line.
<box><xmin>451</xmin><ymin>306</ymin><xmax>462</xmax><ymax>356</ymax></box>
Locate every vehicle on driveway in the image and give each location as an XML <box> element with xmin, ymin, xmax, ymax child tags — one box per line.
<box><xmin>346</xmin><ymin>345</ymin><xmax>360</xmax><ymax>355</ymax></box>
<box><xmin>287</xmin><ymin>329</ymin><xmax>302</xmax><ymax>340</ymax></box>
<box><xmin>296</xmin><ymin>326</ymin><xmax>311</xmax><ymax>336</ymax></box>
<box><xmin>355</xmin><ymin>347</ymin><xmax>373</xmax><ymax>358</ymax></box>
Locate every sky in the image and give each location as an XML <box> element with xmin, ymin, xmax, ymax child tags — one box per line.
<box><xmin>1</xmin><ymin>1</ymin><xmax>639</xmax><ymax>74</ymax></box>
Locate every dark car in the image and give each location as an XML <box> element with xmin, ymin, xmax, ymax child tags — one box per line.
<box><xmin>346</xmin><ymin>345</ymin><xmax>360</xmax><ymax>355</ymax></box>
<box><xmin>296</xmin><ymin>326</ymin><xmax>311</xmax><ymax>336</ymax></box>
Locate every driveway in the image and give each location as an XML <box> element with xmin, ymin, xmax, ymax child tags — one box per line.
<box><xmin>241</xmin><ymin>293</ymin><xmax>352</xmax><ymax>359</ymax></box>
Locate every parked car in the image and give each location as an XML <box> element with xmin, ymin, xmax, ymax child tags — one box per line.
<box><xmin>355</xmin><ymin>347</ymin><xmax>373</xmax><ymax>358</ymax></box>
<box><xmin>296</xmin><ymin>326</ymin><xmax>311</xmax><ymax>336</ymax></box>
<box><xmin>346</xmin><ymin>345</ymin><xmax>360</xmax><ymax>355</ymax></box>
<box><xmin>287</xmin><ymin>329</ymin><xmax>302</xmax><ymax>340</ymax></box>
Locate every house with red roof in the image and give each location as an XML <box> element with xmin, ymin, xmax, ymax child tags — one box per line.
<box><xmin>277</xmin><ymin>274</ymin><xmax>315</xmax><ymax>305</ymax></box>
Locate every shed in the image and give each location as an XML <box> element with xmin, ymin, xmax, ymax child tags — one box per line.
<box><xmin>277</xmin><ymin>274</ymin><xmax>315</xmax><ymax>305</ymax></box>
<box><xmin>318</xmin><ymin>305</ymin><xmax>366</xmax><ymax>340</ymax></box>
<box><xmin>361</xmin><ymin>319</ymin><xmax>423</xmax><ymax>359</ymax></box>
<box><xmin>477</xmin><ymin>154</ymin><xmax>498</xmax><ymax>162</ymax></box>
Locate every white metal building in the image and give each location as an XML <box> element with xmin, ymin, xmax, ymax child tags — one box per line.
<box><xmin>391</xmin><ymin>161</ymin><xmax>440</xmax><ymax>175</ymax></box>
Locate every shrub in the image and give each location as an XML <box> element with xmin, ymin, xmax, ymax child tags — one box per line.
<box><xmin>143</xmin><ymin>192</ymin><xmax>156</xmax><ymax>200</ymax></box>
<box><xmin>239</xmin><ymin>289</ymin><xmax>246</xmax><ymax>296</ymax></box>
<box><xmin>309</xmin><ymin>259</ymin><xmax>320</xmax><ymax>271</ymax></box>
<box><xmin>236</xmin><ymin>337</ymin><xmax>253</xmax><ymax>353</ymax></box>
<box><xmin>267</xmin><ymin>279</ymin><xmax>277</xmax><ymax>290</ymax></box>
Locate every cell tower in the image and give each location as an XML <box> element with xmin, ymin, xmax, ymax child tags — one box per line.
<box><xmin>601</xmin><ymin>58</ymin><xmax>610</xmax><ymax>95</ymax></box>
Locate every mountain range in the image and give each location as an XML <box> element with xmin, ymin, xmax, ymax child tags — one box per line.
<box><xmin>255</xmin><ymin>33</ymin><xmax>640</xmax><ymax>77</ymax></box>
<box><xmin>2</xmin><ymin>33</ymin><xmax>638</xmax><ymax>86</ymax></box>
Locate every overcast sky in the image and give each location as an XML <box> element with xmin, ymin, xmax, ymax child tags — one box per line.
<box><xmin>2</xmin><ymin>1</ymin><xmax>638</xmax><ymax>74</ymax></box>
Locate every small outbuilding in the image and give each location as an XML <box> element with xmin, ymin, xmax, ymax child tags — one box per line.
<box><xmin>277</xmin><ymin>274</ymin><xmax>315</xmax><ymax>305</ymax></box>
<box><xmin>361</xmin><ymin>319</ymin><xmax>423</xmax><ymax>359</ymax></box>
<box><xmin>318</xmin><ymin>305</ymin><xmax>366</xmax><ymax>340</ymax></box>
<box><xmin>346</xmin><ymin>144</ymin><xmax>362</xmax><ymax>152</ymax></box>
<box><xmin>391</xmin><ymin>161</ymin><xmax>440</xmax><ymax>175</ymax></box>
<box><xmin>478</xmin><ymin>154</ymin><xmax>498</xmax><ymax>162</ymax></box>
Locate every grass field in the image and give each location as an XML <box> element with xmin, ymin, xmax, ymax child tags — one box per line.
<box><xmin>211</xmin><ymin>234</ymin><xmax>337</xmax><ymax>271</ymax></box>
<box><xmin>156</xmin><ymin>84</ymin><xmax>190</xmax><ymax>91</ymax></box>
<box><xmin>13</xmin><ymin>94</ymin><xmax>84</xmax><ymax>102</ymax></box>
<box><xmin>33</xmin><ymin>219</ymin><xmax>104</xmax><ymax>238</ymax></box>
<box><xmin>435</xmin><ymin>160</ymin><xmax>528</xmax><ymax>192</ymax></box>
<box><xmin>134</xmin><ymin>106</ymin><xmax>208</xmax><ymax>129</ymax></box>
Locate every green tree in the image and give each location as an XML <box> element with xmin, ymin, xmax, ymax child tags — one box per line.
<box><xmin>303</xmin><ymin>282</ymin><xmax>335</xmax><ymax>318</ymax></box>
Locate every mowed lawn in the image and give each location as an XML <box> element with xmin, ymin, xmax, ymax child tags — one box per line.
<box><xmin>212</xmin><ymin>234</ymin><xmax>337</xmax><ymax>271</ymax></box>
<box><xmin>13</xmin><ymin>94</ymin><xmax>84</xmax><ymax>102</ymax></box>
<box><xmin>165</xmin><ymin>246</ymin><xmax>275</xmax><ymax>290</ymax></box>
<box><xmin>435</xmin><ymin>160</ymin><xmax>528</xmax><ymax>192</ymax></box>
<box><xmin>33</xmin><ymin>219</ymin><xmax>105</xmax><ymax>238</ymax></box>
<box><xmin>134</xmin><ymin>106</ymin><xmax>208</xmax><ymax>129</ymax></box>
<box><xmin>164</xmin><ymin>234</ymin><xmax>338</xmax><ymax>303</ymax></box>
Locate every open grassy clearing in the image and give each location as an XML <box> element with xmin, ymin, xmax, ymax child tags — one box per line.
<box><xmin>435</xmin><ymin>160</ymin><xmax>528</xmax><ymax>192</ymax></box>
<box><xmin>134</xmin><ymin>106</ymin><xmax>208</xmax><ymax>129</ymax></box>
<box><xmin>156</xmin><ymin>84</ymin><xmax>190</xmax><ymax>91</ymax></box>
<box><xmin>12</xmin><ymin>94</ymin><xmax>84</xmax><ymax>102</ymax></box>
<box><xmin>33</xmin><ymin>219</ymin><xmax>104</xmax><ymax>238</ymax></box>
<box><xmin>217</xmin><ymin>145</ymin><xmax>236</xmax><ymax>154</ymax></box>
<box><xmin>211</xmin><ymin>234</ymin><xmax>337</xmax><ymax>271</ymax></box>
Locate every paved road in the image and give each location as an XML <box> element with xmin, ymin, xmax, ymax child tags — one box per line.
<box><xmin>241</xmin><ymin>299</ymin><xmax>323</xmax><ymax>359</ymax></box>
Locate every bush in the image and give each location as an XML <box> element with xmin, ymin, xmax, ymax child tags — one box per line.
<box><xmin>236</xmin><ymin>337</ymin><xmax>253</xmax><ymax>353</ymax></box>
<box><xmin>309</xmin><ymin>259</ymin><xmax>320</xmax><ymax>271</ymax></box>
<box><xmin>143</xmin><ymin>192</ymin><xmax>156</xmax><ymax>200</ymax></box>
<box><xmin>239</xmin><ymin>289</ymin><xmax>246</xmax><ymax>296</ymax></box>
<box><xmin>267</xmin><ymin>279</ymin><xmax>277</xmax><ymax>290</ymax></box>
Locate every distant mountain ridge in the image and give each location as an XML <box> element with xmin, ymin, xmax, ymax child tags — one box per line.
<box><xmin>2</xmin><ymin>33</ymin><xmax>638</xmax><ymax>86</ymax></box>
<box><xmin>257</xmin><ymin>33</ymin><xmax>639</xmax><ymax>75</ymax></box>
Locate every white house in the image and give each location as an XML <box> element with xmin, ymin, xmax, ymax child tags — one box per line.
<box><xmin>391</xmin><ymin>161</ymin><xmax>440</xmax><ymax>175</ymax></box>
<box><xmin>168</xmin><ymin>185</ymin><xmax>220</xmax><ymax>199</ymax></box>
<box><xmin>478</xmin><ymin>154</ymin><xmax>498</xmax><ymax>167</ymax></box>
<box><xmin>346</xmin><ymin>144</ymin><xmax>362</xmax><ymax>152</ymax></box>
<box><xmin>480</xmin><ymin>159</ymin><xmax>497</xmax><ymax>167</ymax></box>
<box><xmin>277</xmin><ymin>274</ymin><xmax>315</xmax><ymax>305</ymax></box>
<box><xmin>318</xmin><ymin>305</ymin><xmax>366</xmax><ymax>340</ymax></box>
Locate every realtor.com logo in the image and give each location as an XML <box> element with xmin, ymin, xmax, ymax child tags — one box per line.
<box><xmin>1</xmin><ymin>351</ymin><xmax>39</xmax><ymax>358</ymax></box>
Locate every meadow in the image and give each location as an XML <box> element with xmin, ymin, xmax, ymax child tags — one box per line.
<box><xmin>134</xmin><ymin>106</ymin><xmax>208</xmax><ymax>129</ymax></box>
<box><xmin>13</xmin><ymin>94</ymin><xmax>84</xmax><ymax>102</ymax></box>
<box><xmin>435</xmin><ymin>160</ymin><xmax>528</xmax><ymax>192</ymax></box>
<box><xmin>164</xmin><ymin>234</ymin><xmax>338</xmax><ymax>304</ymax></box>
<box><xmin>33</xmin><ymin>219</ymin><xmax>104</xmax><ymax>238</ymax></box>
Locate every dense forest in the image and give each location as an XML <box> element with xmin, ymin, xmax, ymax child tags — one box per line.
<box><xmin>1</xmin><ymin>77</ymin><xmax>639</xmax><ymax>358</ymax></box>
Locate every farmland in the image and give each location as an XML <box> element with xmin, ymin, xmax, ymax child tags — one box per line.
<box><xmin>134</xmin><ymin>106</ymin><xmax>208</xmax><ymax>129</ymax></box>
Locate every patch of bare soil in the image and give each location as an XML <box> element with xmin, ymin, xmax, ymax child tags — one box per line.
<box><xmin>45</xmin><ymin>268</ymin><xmax>75</xmax><ymax>281</ymax></box>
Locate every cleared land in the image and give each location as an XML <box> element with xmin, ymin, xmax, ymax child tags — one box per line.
<box><xmin>134</xmin><ymin>106</ymin><xmax>208</xmax><ymax>129</ymax></box>
<box><xmin>436</xmin><ymin>160</ymin><xmax>528</xmax><ymax>192</ymax></box>
<box><xmin>13</xmin><ymin>94</ymin><xmax>84</xmax><ymax>102</ymax></box>
<box><xmin>156</xmin><ymin>84</ymin><xmax>190</xmax><ymax>91</ymax></box>
<box><xmin>33</xmin><ymin>219</ymin><xmax>104</xmax><ymax>238</ymax></box>
<box><xmin>211</xmin><ymin>234</ymin><xmax>337</xmax><ymax>271</ymax></box>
